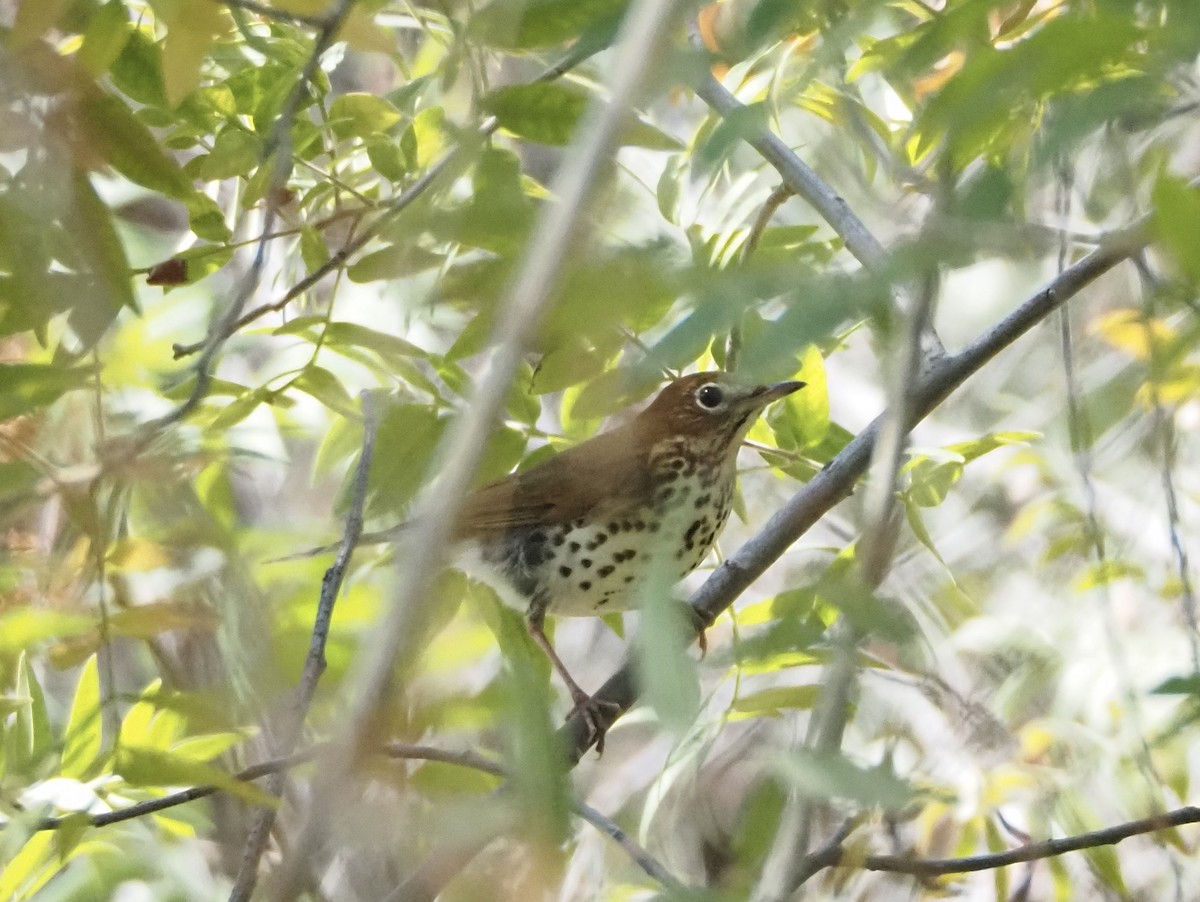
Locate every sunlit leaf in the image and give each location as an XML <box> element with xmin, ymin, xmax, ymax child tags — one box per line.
<box><xmin>115</xmin><ymin>746</ymin><xmax>276</xmax><ymax>806</ymax></box>
<box><xmin>293</xmin><ymin>365</ymin><xmax>359</xmax><ymax>418</ymax></box>
<box><xmin>329</xmin><ymin>93</ymin><xmax>404</xmax><ymax>139</ymax></box>
<box><xmin>79</xmin><ymin>1</ymin><xmax>134</xmax><ymax>76</ymax></box>
<box><xmin>61</xmin><ymin>656</ymin><xmax>102</xmax><ymax>781</ymax></box>
<box><xmin>1073</xmin><ymin>559</ymin><xmax>1145</xmax><ymax>592</ymax></box>
<box><xmin>1152</xmin><ymin>176</ymin><xmax>1200</xmax><ymax>287</ymax></box>
<box><xmin>731</xmin><ymin>685</ymin><xmax>820</xmax><ymax>717</ymax></box>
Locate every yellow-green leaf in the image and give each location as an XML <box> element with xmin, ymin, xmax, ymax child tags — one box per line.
<box><xmin>61</xmin><ymin>657</ymin><xmax>103</xmax><ymax>780</ymax></box>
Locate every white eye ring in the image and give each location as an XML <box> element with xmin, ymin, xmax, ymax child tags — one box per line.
<box><xmin>695</xmin><ymin>383</ymin><xmax>725</xmax><ymax>410</ymax></box>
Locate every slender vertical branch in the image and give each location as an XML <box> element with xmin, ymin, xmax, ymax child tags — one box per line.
<box><xmin>1133</xmin><ymin>253</ymin><xmax>1200</xmax><ymax>673</ymax></box>
<box><xmin>728</xmin><ymin>184</ymin><xmax>794</xmax><ymax>371</ymax></box>
<box><xmin>228</xmin><ymin>390</ymin><xmax>381</xmax><ymax>901</ymax></box>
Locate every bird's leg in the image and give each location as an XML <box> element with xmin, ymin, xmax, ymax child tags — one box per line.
<box><xmin>525</xmin><ymin>610</ymin><xmax>618</xmax><ymax>753</ymax></box>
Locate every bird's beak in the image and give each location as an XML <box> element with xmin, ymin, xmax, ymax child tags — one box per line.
<box><xmin>754</xmin><ymin>380</ymin><xmax>806</xmax><ymax>405</ymax></box>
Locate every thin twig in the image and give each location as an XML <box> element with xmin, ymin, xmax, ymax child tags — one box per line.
<box><xmin>30</xmin><ymin>738</ymin><xmax>686</xmax><ymax>892</ymax></box>
<box><xmin>728</xmin><ymin>183</ymin><xmax>794</xmax><ymax>371</ymax></box>
<box><xmin>689</xmin><ymin>38</ymin><xmax>887</xmax><ymax>268</ymax></box>
<box><xmin>848</xmin><ymin>806</ymin><xmax>1200</xmax><ymax>877</ymax></box>
<box><xmin>30</xmin><ymin>747</ymin><xmax>323</xmax><ymax>831</ymax></box>
<box><xmin>792</xmin><ymin>816</ymin><xmax>859</xmax><ymax>886</ymax></box>
<box><xmin>151</xmin><ymin>1</ymin><xmax>351</xmax><ymax>433</ymax></box>
<box><xmin>170</xmin><ymin>42</ymin><xmax>606</xmax><ymax>360</ymax></box>
<box><xmin>1133</xmin><ymin>253</ymin><xmax>1200</xmax><ymax>672</ymax></box>
<box><xmin>267</xmin><ymin>2</ymin><xmax>690</xmax><ymax>899</ymax></box>
<box><xmin>228</xmin><ymin>389</ymin><xmax>381</xmax><ymax>902</ymax></box>
<box><xmin>688</xmin><ymin>29</ymin><xmax>947</xmax><ymax>362</ymax></box>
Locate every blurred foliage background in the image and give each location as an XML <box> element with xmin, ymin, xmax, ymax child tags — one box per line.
<box><xmin>1</xmin><ymin>0</ymin><xmax>1200</xmax><ymax>899</ymax></box>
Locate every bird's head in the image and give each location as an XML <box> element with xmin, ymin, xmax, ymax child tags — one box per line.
<box><xmin>640</xmin><ymin>371</ymin><xmax>805</xmax><ymax>453</ymax></box>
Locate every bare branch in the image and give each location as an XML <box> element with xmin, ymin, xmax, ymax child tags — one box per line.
<box><xmin>850</xmin><ymin>806</ymin><xmax>1200</xmax><ymax>877</ymax></box>
<box><xmin>229</xmin><ymin>389</ymin><xmax>381</xmax><ymax>902</ymax></box>
<box><xmin>690</xmin><ymin>53</ymin><xmax>888</xmax><ymax>268</ymax></box>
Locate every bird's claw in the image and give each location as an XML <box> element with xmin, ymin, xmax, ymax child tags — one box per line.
<box><xmin>566</xmin><ymin>691</ymin><xmax>622</xmax><ymax>755</ymax></box>
<box><xmin>685</xmin><ymin>604</ymin><xmax>711</xmax><ymax>659</ymax></box>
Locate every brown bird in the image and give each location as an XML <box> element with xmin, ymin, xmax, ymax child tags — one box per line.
<box><xmin>288</xmin><ymin>371</ymin><xmax>803</xmax><ymax>747</ymax></box>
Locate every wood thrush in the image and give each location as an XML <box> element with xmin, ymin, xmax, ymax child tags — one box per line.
<box><xmin>287</xmin><ymin>371</ymin><xmax>804</xmax><ymax>748</ymax></box>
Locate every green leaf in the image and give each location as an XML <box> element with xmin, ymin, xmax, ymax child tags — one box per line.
<box><xmin>366</xmin><ymin>136</ymin><xmax>411</xmax><ymax>181</ymax></box>
<box><xmin>169</xmin><ymin>731</ymin><xmax>246</xmax><ymax>762</ymax></box>
<box><xmin>731</xmin><ymin>685</ymin><xmax>820</xmax><ymax>717</ymax></box>
<box><xmin>903</xmin><ymin>451</ymin><xmax>964</xmax><ymax>508</ymax></box>
<box><xmin>6</xmin><ymin>653</ymin><xmax>52</xmax><ymax>776</ymax></box>
<box><xmin>347</xmin><ymin>245</ymin><xmax>443</xmax><ymax>282</ymax></box>
<box><xmin>903</xmin><ymin>496</ymin><xmax>948</xmax><ymax>567</ymax></box>
<box><xmin>75</xmin><ymin>93</ymin><xmax>193</xmax><ymax>197</ymax></box>
<box><xmin>363</xmin><ymin>403</ymin><xmax>446</xmax><ymax>517</ymax></box>
<box><xmin>184</xmin><ymin>192</ymin><xmax>232</xmax><ymax>242</ymax></box>
<box><xmin>115</xmin><ymin>746</ymin><xmax>277</xmax><ymax>806</ymax></box>
<box><xmin>481</xmin><ymin>83</ymin><xmax>680</xmax><ymax>149</ymax></box>
<box><xmin>110</xmin><ymin>28</ymin><xmax>168</xmax><ymax>108</ymax></box>
<box><xmin>635</xmin><ymin>565</ymin><xmax>699</xmax><ymax>735</ymax></box>
<box><xmin>0</xmin><ymin>832</ymin><xmax>56</xmax><ymax>902</ymax></box>
<box><xmin>60</xmin><ymin>170</ymin><xmax>137</xmax><ymax>346</ymax></box>
<box><xmin>157</xmin><ymin>0</ymin><xmax>224</xmax><ymax>106</ymax></box>
<box><xmin>945</xmin><ymin>430</ymin><xmax>1040</xmax><ymax>462</ymax></box>
<box><xmin>1153</xmin><ymin>176</ymin><xmax>1200</xmax><ymax>286</ymax></box>
<box><xmin>471</xmin><ymin>0</ymin><xmax>627</xmax><ymax>50</ymax></box>
<box><xmin>775</xmin><ymin>748</ymin><xmax>915</xmax><ymax>810</ymax></box>
<box><xmin>1152</xmin><ymin>674</ymin><xmax>1200</xmax><ymax>695</ymax></box>
<box><xmin>0</xmin><ymin>609</ymin><xmax>96</xmax><ymax>653</ymax></box>
<box><xmin>767</xmin><ymin>345</ymin><xmax>829</xmax><ymax>451</ymax></box>
<box><xmin>917</xmin><ymin>14</ymin><xmax>1140</xmax><ymax>166</ymax></box>
<box><xmin>209</xmin><ymin>385</ymin><xmax>270</xmax><ymax>430</ymax></box>
<box><xmin>293</xmin><ymin>366</ymin><xmax>359</xmax><ymax>418</ymax></box>
<box><xmin>79</xmin><ymin>1</ymin><xmax>134</xmax><ymax>76</ymax></box>
<box><xmin>328</xmin><ymin>323</ymin><xmax>435</xmax><ymax>364</ymax></box>
<box><xmin>1073</xmin><ymin>559</ymin><xmax>1145</xmax><ymax>591</ymax></box>
<box><xmin>61</xmin><ymin>657</ymin><xmax>103</xmax><ymax>780</ymax></box>
<box><xmin>200</xmin><ymin>128</ymin><xmax>261</xmax><ymax>181</ymax></box>
<box><xmin>329</xmin><ymin>93</ymin><xmax>404</xmax><ymax>139</ymax></box>
<box><xmin>0</xmin><ymin>363</ymin><xmax>94</xmax><ymax>419</ymax></box>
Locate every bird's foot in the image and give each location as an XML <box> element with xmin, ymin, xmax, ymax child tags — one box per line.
<box><xmin>684</xmin><ymin>603</ymin><xmax>711</xmax><ymax>658</ymax></box>
<box><xmin>566</xmin><ymin>689</ymin><xmax>622</xmax><ymax>755</ymax></box>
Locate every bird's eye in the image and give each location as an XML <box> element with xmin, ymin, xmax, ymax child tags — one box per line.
<box><xmin>695</xmin><ymin>384</ymin><xmax>725</xmax><ymax>410</ymax></box>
